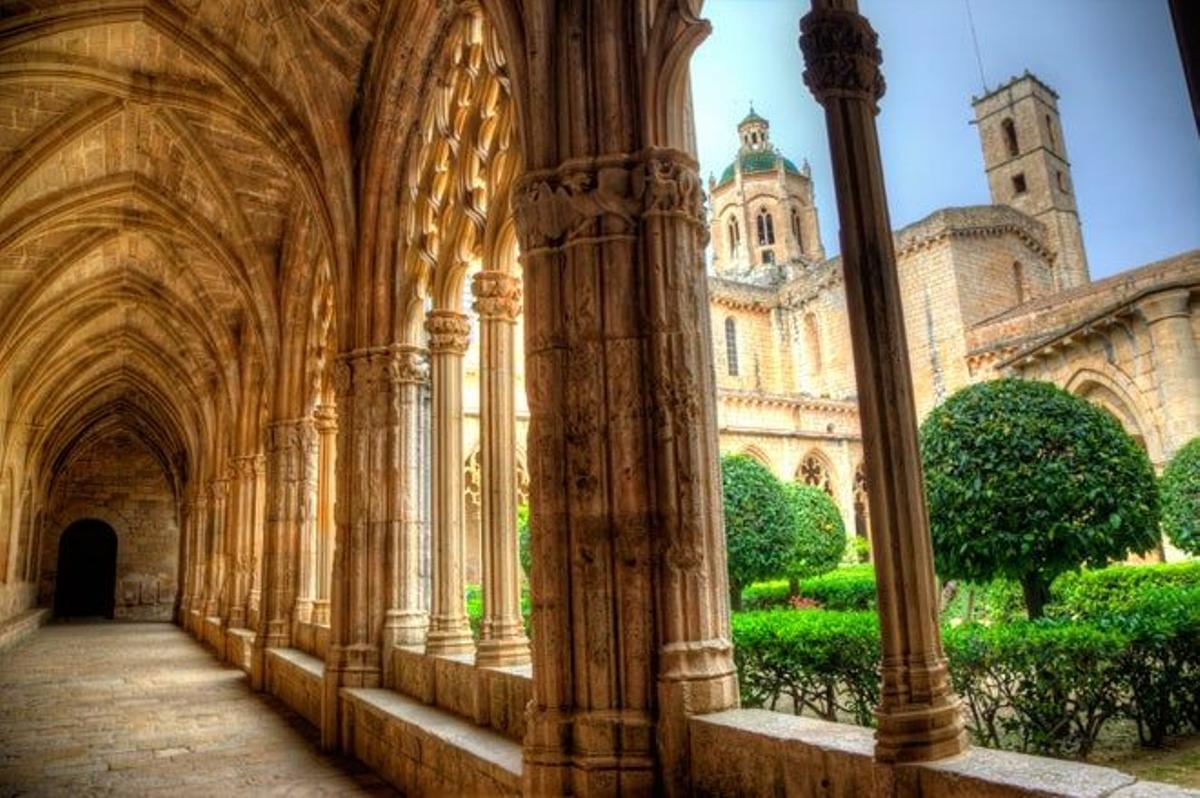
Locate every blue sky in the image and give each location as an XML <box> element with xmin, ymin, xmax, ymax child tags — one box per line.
<box><xmin>691</xmin><ymin>0</ymin><xmax>1200</xmax><ymax>279</ymax></box>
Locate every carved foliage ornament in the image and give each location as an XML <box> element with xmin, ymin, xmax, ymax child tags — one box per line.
<box><xmin>426</xmin><ymin>311</ymin><xmax>471</xmax><ymax>354</ymax></box>
<box><xmin>799</xmin><ymin>8</ymin><xmax>886</xmax><ymax>107</ymax></box>
<box><xmin>471</xmin><ymin>271</ymin><xmax>522</xmax><ymax>321</ymax></box>
<box><xmin>512</xmin><ymin>148</ymin><xmax>706</xmax><ymax>254</ymax></box>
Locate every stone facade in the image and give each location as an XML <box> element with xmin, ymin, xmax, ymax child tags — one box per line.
<box><xmin>705</xmin><ymin>75</ymin><xmax>1199</xmax><ymax>548</ymax></box>
<box><xmin>37</xmin><ymin>431</ymin><xmax>179</xmax><ymax>621</ymax></box>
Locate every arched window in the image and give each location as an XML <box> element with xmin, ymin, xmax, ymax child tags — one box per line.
<box><xmin>756</xmin><ymin>209</ymin><xmax>775</xmax><ymax>245</ymax></box>
<box><xmin>1045</xmin><ymin>113</ymin><xmax>1056</xmax><ymax>148</ymax></box>
<box><xmin>799</xmin><ymin>454</ymin><xmax>834</xmax><ymax>496</ymax></box>
<box><xmin>1002</xmin><ymin>117</ymin><xmax>1019</xmax><ymax>157</ymax></box>
<box><xmin>727</xmin><ymin>217</ymin><xmax>739</xmax><ymax>257</ymax></box>
<box><xmin>724</xmin><ymin>317</ymin><xmax>739</xmax><ymax>376</ymax></box>
<box><xmin>1012</xmin><ymin>261</ymin><xmax>1026</xmax><ymax>304</ymax></box>
<box><xmin>791</xmin><ymin>208</ymin><xmax>802</xmax><ymax>250</ymax></box>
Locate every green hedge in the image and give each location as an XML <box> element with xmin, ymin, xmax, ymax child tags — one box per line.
<box><xmin>732</xmin><ymin>564</ymin><xmax>1200</xmax><ymax>759</ymax></box>
<box><xmin>1162</xmin><ymin>437</ymin><xmax>1200</xmax><ymax>554</ymax></box>
<box><xmin>795</xmin><ymin>565</ymin><xmax>877</xmax><ymax>610</ymax></box>
<box><xmin>732</xmin><ymin>609</ymin><xmax>880</xmax><ymax>726</ymax></box>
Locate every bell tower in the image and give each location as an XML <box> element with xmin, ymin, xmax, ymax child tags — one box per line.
<box><xmin>973</xmin><ymin>72</ymin><xmax>1089</xmax><ymax>290</ymax></box>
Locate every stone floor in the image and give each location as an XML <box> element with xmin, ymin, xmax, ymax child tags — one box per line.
<box><xmin>0</xmin><ymin>621</ymin><xmax>398</xmax><ymax>796</ymax></box>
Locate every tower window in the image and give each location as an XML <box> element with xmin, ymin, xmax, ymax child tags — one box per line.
<box><xmin>1045</xmin><ymin>114</ymin><xmax>1056</xmax><ymax>148</ymax></box>
<box><xmin>1002</xmin><ymin>118</ymin><xmax>1019</xmax><ymax>157</ymax></box>
<box><xmin>1012</xmin><ymin>172</ymin><xmax>1027</xmax><ymax>194</ymax></box>
<box><xmin>727</xmin><ymin>217</ymin><xmax>740</xmax><ymax>257</ymax></box>
<box><xmin>791</xmin><ymin>208</ymin><xmax>803</xmax><ymax>250</ymax></box>
<box><xmin>1056</xmin><ymin>170</ymin><xmax>1068</xmax><ymax>193</ymax></box>
<box><xmin>762</xmin><ymin>249</ymin><xmax>775</xmax><ymax>265</ymax></box>
<box><xmin>1013</xmin><ymin>261</ymin><xmax>1026</xmax><ymax>304</ymax></box>
<box><xmin>756</xmin><ymin>209</ymin><xmax>775</xmax><ymax>245</ymax></box>
<box><xmin>724</xmin><ymin>317</ymin><xmax>739</xmax><ymax>376</ymax></box>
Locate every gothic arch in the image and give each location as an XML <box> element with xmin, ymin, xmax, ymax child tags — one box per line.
<box><xmin>1065</xmin><ymin>367</ymin><xmax>1162</xmax><ymax>464</ymax></box>
<box><xmin>797</xmin><ymin>449</ymin><xmax>835</xmax><ymax>496</ymax></box>
<box><xmin>737</xmin><ymin>445</ymin><xmax>774</xmax><ymax>473</ymax></box>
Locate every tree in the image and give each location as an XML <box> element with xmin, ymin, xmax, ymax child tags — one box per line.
<box><xmin>517</xmin><ymin>503</ymin><xmax>532</xmax><ymax>579</ymax></box>
<box><xmin>721</xmin><ymin>454</ymin><xmax>796</xmax><ymax>610</ymax></box>
<box><xmin>1162</xmin><ymin>437</ymin><xmax>1200</xmax><ymax>555</ymax></box>
<box><xmin>920</xmin><ymin>378</ymin><xmax>1160</xmax><ymax>619</ymax></box>
<box><xmin>782</xmin><ymin>482</ymin><xmax>846</xmax><ymax>593</ymax></box>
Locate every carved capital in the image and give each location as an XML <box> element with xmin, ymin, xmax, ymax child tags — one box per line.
<box><xmin>313</xmin><ymin>404</ymin><xmax>338</xmax><ymax>433</ymax></box>
<box><xmin>799</xmin><ymin>7</ymin><xmax>886</xmax><ymax>108</ymax></box>
<box><xmin>425</xmin><ymin>311</ymin><xmax>471</xmax><ymax>355</ymax></box>
<box><xmin>643</xmin><ymin>148</ymin><xmax>705</xmax><ymax>229</ymax></box>
<box><xmin>471</xmin><ymin>271</ymin><xmax>522</xmax><ymax>321</ymax></box>
<box><xmin>512</xmin><ymin>153</ymin><xmax>643</xmax><ymax>253</ymax></box>
<box><xmin>389</xmin><ymin>344</ymin><xmax>430</xmax><ymax>385</ymax></box>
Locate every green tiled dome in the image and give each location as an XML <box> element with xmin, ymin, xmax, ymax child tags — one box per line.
<box><xmin>717</xmin><ymin>152</ymin><xmax>801</xmax><ymax>187</ymax></box>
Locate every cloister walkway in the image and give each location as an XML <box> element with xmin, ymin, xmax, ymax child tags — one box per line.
<box><xmin>0</xmin><ymin>623</ymin><xmax>397</xmax><ymax>796</ymax></box>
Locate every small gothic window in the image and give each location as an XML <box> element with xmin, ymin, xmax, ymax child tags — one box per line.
<box><xmin>727</xmin><ymin>217</ymin><xmax>739</xmax><ymax>257</ymax></box>
<box><xmin>1012</xmin><ymin>261</ymin><xmax>1026</xmax><ymax>304</ymax></box>
<box><xmin>1056</xmin><ymin>170</ymin><xmax>1068</xmax><ymax>193</ymax></box>
<box><xmin>724</xmin><ymin>317</ymin><xmax>739</xmax><ymax>376</ymax></box>
<box><xmin>1002</xmin><ymin>117</ymin><xmax>1019</xmax><ymax>157</ymax></box>
<box><xmin>791</xmin><ymin>208</ymin><xmax>802</xmax><ymax>249</ymax></box>
<box><xmin>1012</xmin><ymin>173</ymin><xmax>1027</xmax><ymax>194</ymax></box>
<box><xmin>762</xmin><ymin>249</ymin><xmax>774</xmax><ymax>265</ymax></box>
<box><xmin>799</xmin><ymin>454</ymin><xmax>834</xmax><ymax>496</ymax></box>
<box><xmin>1045</xmin><ymin>114</ymin><xmax>1056</xmax><ymax>148</ymax></box>
<box><xmin>756</xmin><ymin>209</ymin><xmax>775</xmax><ymax>245</ymax></box>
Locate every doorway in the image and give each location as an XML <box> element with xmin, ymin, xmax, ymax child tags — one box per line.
<box><xmin>54</xmin><ymin>520</ymin><xmax>118</xmax><ymax>619</ymax></box>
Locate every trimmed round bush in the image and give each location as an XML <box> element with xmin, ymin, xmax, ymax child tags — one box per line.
<box><xmin>1162</xmin><ymin>436</ymin><xmax>1200</xmax><ymax>555</ymax></box>
<box><xmin>796</xmin><ymin>564</ymin><xmax>877</xmax><ymax>610</ymax></box>
<box><xmin>783</xmin><ymin>482</ymin><xmax>847</xmax><ymax>586</ymax></box>
<box><xmin>722</xmin><ymin>454</ymin><xmax>796</xmax><ymax>610</ymax></box>
<box><xmin>921</xmin><ymin>378</ymin><xmax>1160</xmax><ymax>618</ymax></box>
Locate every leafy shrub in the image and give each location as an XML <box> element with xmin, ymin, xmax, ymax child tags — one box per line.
<box><xmin>844</xmin><ymin>535</ymin><xmax>871</xmax><ymax>564</ymax></box>
<box><xmin>795</xmin><ymin>565</ymin><xmax>876</xmax><ymax>611</ymax></box>
<box><xmin>1049</xmin><ymin>561</ymin><xmax>1200</xmax><ymax>620</ymax></box>
<box><xmin>741</xmin><ymin>579</ymin><xmax>791</xmax><ymax>610</ymax></box>
<box><xmin>921</xmin><ymin>378</ymin><xmax>1160</xmax><ymax>618</ymax></box>
<box><xmin>517</xmin><ymin>503</ymin><xmax>532</xmax><ymax>579</ymax></box>
<box><xmin>722</xmin><ymin>455</ymin><xmax>797</xmax><ymax>610</ymax></box>
<box><xmin>732</xmin><ymin>609</ymin><xmax>880</xmax><ymax>725</ymax></box>
<box><xmin>1162</xmin><ymin>437</ymin><xmax>1200</xmax><ymax>555</ymax></box>
<box><xmin>782</xmin><ymin>483</ymin><xmax>846</xmax><ymax>586</ymax></box>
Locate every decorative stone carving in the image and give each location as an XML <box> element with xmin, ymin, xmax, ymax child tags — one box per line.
<box><xmin>799</xmin><ymin>6</ymin><xmax>886</xmax><ymax>108</ymax></box>
<box><xmin>425</xmin><ymin>311</ymin><xmax>471</xmax><ymax>355</ymax></box>
<box><xmin>470</xmin><ymin>271</ymin><xmax>522</xmax><ymax>322</ymax></box>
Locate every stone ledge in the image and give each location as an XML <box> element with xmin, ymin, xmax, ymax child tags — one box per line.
<box><xmin>224</xmin><ymin>627</ymin><xmax>254</xmax><ymax>673</ymax></box>
<box><xmin>391</xmin><ymin>645</ymin><xmax>531</xmax><ymax>742</ymax></box>
<box><xmin>688</xmin><ymin>709</ymin><xmax>1198</xmax><ymax>798</ymax></box>
<box><xmin>342</xmin><ymin>687</ymin><xmax>522</xmax><ymax>795</ymax></box>
<box><xmin>202</xmin><ymin>615</ymin><xmax>224</xmax><ymax>651</ymax></box>
<box><xmin>0</xmin><ymin>608</ymin><xmax>51</xmax><ymax>654</ymax></box>
<box><xmin>264</xmin><ymin>647</ymin><xmax>324</xmax><ymax>728</ymax></box>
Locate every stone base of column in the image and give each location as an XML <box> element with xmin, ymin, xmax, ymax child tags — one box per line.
<box><xmin>424</xmin><ymin>616</ymin><xmax>475</xmax><ymax>657</ymax></box>
<box><xmin>262</xmin><ymin>618</ymin><xmax>290</xmax><ymax>649</ymax></box>
<box><xmin>874</xmin><ymin>696</ymin><xmax>968</xmax><ymax>763</ymax></box>
<box><xmin>227</xmin><ymin>606</ymin><xmax>246</xmax><ymax>629</ymax></box>
<box><xmin>475</xmin><ymin>633</ymin><xmax>531</xmax><ymax>668</ymax></box>
<box><xmin>311</xmin><ymin>599</ymin><xmax>331</xmax><ymax>626</ymax></box>
<box><xmin>203</xmin><ymin>597</ymin><xmax>219</xmax><ymax>618</ymax></box>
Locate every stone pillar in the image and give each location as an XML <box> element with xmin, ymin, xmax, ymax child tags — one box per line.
<box><xmin>423</xmin><ymin>310</ymin><xmax>475</xmax><ymax>657</ymax></box>
<box><xmin>245</xmin><ymin>454</ymin><xmax>266</xmax><ymax>630</ymax></box>
<box><xmin>381</xmin><ymin>345</ymin><xmax>431</xmax><ymax>674</ymax></box>
<box><xmin>294</xmin><ymin>415</ymin><xmax>321</xmax><ymax>632</ymax></box>
<box><xmin>472</xmin><ymin>271</ymin><xmax>530</xmax><ymax>668</ymax></box>
<box><xmin>252</xmin><ymin>418</ymin><xmax>317</xmax><ymax>688</ymax></box>
<box><xmin>799</xmin><ymin>0</ymin><xmax>967</xmax><ymax>763</ymax></box>
<box><xmin>225</xmin><ymin>455</ymin><xmax>256</xmax><ymax>630</ymax></box>
<box><xmin>190</xmin><ymin>492</ymin><xmax>209</xmax><ymax>631</ymax></box>
<box><xmin>178</xmin><ymin>497</ymin><xmax>195</xmax><ymax>620</ymax></box>
<box><xmin>1140</xmin><ymin>288</ymin><xmax>1200</xmax><ymax>459</ymax></box>
<box><xmin>312</xmin><ymin>404</ymin><xmax>337</xmax><ymax>627</ymax></box>
<box><xmin>322</xmin><ymin>349</ymin><xmax>387</xmax><ymax>749</ymax></box>
<box><xmin>205</xmin><ymin>478</ymin><xmax>228</xmax><ymax>619</ymax></box>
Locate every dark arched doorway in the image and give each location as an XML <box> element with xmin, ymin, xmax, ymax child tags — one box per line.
<box><xmin>54</xmin><ymin>520</ymin><xmax>118</xmax><ymax>619</ymax></box>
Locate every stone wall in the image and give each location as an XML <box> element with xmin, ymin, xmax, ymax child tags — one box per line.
<box><xmin>37</xmin><ymin>431</ymin><xmax>179</xmax><ymax>621</ymax></box>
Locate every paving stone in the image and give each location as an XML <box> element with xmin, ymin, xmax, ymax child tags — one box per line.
<box><xmin>0</xmin><ymin>622</ymin><xmax>397</xmax><ymax>796</ymax></box>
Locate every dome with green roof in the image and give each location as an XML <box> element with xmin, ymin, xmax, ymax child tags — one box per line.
<box><xmin>717</xmin><ymin>107</ymin><xmax>804</xmax><ymax>187</ymax></box>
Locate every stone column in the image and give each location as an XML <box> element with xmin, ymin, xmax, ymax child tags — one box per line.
<box><xmin>1140</xmin><ymin>288</ymin><xmax>1200</xmax><ymax>459</ymax></box>
<box><xmin>252</xmin><ymin>418</ymin><xmax>317</xmax><ymax>688</ymax></box>
<box><xmin>294</xmin><ymin>415</ymin><xmax>321</xmax><ymax>633</ymax></box>
<box><xmin>205</xmin><ymin>478</ymin><xmax>228</xmax><ymax>619</ymax></box>
<box><xmin>381</xmin><ymin>345</ymin><xmax>431</xmax><ymax>672</ymax></box>
<box><xmin>245</xmin><ymin>454</ymin><xmax>266</xmax><ymax>630</ymax></box>
<box><xmin>190</xmin><ymin>492</ymin><xmax>209</xmax><ymax>631</ymax></box>
<box><xmin>799</xmin><ymin>0</ymin><xmax>967</xmax><ymax>763</ymax></box>
<box><xmin>225</xmin><ymin>455</ymin><xmax>256</xmax><ymax>630</ymax></box>
<box><xmin>423</xmin><ymin>310</ymin><xmax>475</xmax><ymax>657</ymax></box>
<box><xmin>312</xmin><ymin>404</ymin><xmax>337</xmax><ymax>627</ymax></box>
<box><xmin>178</xmin><ymin>497</ymin><xmax>195</xmax><ymax>620</ymax></box>
<box><xmin>472</xmin><ymin>271</ymin><xmax>530</xmax><ymax>668</ymax></box>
